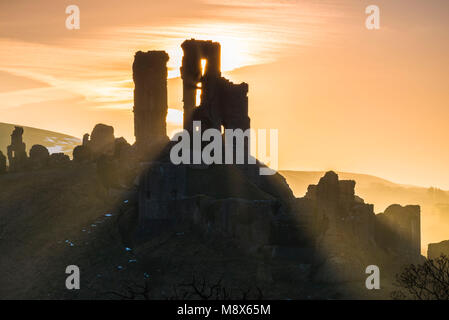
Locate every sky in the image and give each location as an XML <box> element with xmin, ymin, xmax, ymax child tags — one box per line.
<box><xmin>0</xmin><ymin>0</ymin><xmax>448</xmax><ymax>189</ymax></box>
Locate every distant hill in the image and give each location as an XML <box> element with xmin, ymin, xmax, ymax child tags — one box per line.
<box><xmin>280</xmin><ymin>170</ymin><xmax>448</xmax><ymax>211</ymax></box>
<box><xmin>0</xmin><ymin>122</ymin><xmax>80</xmax><ymax>158</ymax></box>
<box><xmin>281</xmin><ymin>170</ymin><xmax>449</xmax><ymax>254</ymax></box>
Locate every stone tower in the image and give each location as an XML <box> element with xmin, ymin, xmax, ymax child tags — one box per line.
<box><xmin>6</xmin><ymin>126</ymin><xmax>27</xmax><ymax>171</ymax></box>
<box><xmin>133</xmin><ymin>51</ymin><xmax>169</xmax><ymax>150</ymax></box>
<box><xmin>180</xmin><ymin>39</ymin><xmax>221</xmax><ymax>132</ymax></box>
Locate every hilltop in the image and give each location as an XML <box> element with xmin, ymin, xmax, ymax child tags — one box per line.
<box><xmin>2</xmin><ymin>122</ymin><xmax>446</xmax><ymax>254</ymax></box>
<box><xmin>2</xmin><ymin>121</ymin><xmax>446</xmax><ymax>255</ymax></box>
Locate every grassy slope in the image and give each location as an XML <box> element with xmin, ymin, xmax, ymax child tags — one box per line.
<box><xmin>0</xmin><ymin>164</ymin><xmax>390</xmax><ymax>299</ymax></box>
<box><xmin>0</xmin><ymin>164</ymin><xmax>113</xmax><ymax>298</ymax></box>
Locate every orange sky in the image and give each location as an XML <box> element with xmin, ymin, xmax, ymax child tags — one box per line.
<box><xmin>1</xmin><ymin>0</ymin><xmax>448</xmax><ymax>189</ymax></box>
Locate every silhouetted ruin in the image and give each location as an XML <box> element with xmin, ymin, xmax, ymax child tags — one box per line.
<box><xmin>83</xmin><ymin>123</ymin><xmax>115</xmax><ymax>158</ymax></box>
<box><xmin>376</xmin><ymin>204</ymin><xmax>421</xmax><ymax>257</ymax></box>
<box><xmin>73</xmin><ymin>145</ymin><xmax>91</xmax><ymax>162</ymax></box>
<box><xmin>181</xmin><ymin>39</ymin><xmax>220</xmax><ymax>131</ymax></box>
<box><xmin>129</xmin><ymin>40</ymin><xmax>424</xmax><ymax>281</ymax></box>
<box><xmin>133</xmin><ymin>51</ymin><xmax>169</xmax><ymax>155</ymax></box>
<box><xmin>29</xmin><ymin>144</ymin><xmax>50</xmax><ymax>169</ymax></box>
<box><xmin>0</xmin><ymin>38</ymin><xmax>434</xmax><ymax>300</ymax></box>
<box><xmin>428</xmin><ymin>240</ymin><xmax>449</xmax><ymax>259</ymax></box>
<box><xmin>297</xmin><ymin>172</ymin><xmax>422</xmax><ymax>282</ymax></box>
<box><xmin>181</xmin><ymin>39</ymin><xmax>250</xmax><ymax>134</ymax></box>
<box><xmin>6</xmin><ymin>126</ymin><xmax>27</xmax><ymax>172</ymax></box>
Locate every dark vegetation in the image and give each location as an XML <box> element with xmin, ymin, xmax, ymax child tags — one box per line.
<box><xmin>392</xmin><ymin>255</ymin><xmax>449</xmax><ymax>300</ymax></box>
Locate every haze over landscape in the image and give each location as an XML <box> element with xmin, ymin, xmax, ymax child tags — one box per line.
<box><xmin>1</xmin><ymin>0</ymin><xmax>448</xmax><ymax>190</ymax></box>
<box><xmin>2</xmin><ymin>1</ymin><xmax>449</xmax><ymax>301</ymax></box>
<box><xmin>1</xmin><ymin>121</ymin><xmax>448</xmax><ymax>254</ymax></box>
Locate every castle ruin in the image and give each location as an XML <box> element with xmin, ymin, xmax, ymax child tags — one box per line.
<box><xmin>180</xmin><ymin>39</ymin><xmax>250</xmax><ymax>134</ymax></box>
<box><xmin>132</xmin><ymin>39</ymin><xmax>250</xmax><ymax>154</ymax></box>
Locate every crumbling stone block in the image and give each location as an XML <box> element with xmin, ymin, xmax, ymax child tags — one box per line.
<box><xmin>428</xmin><ymin>240</ymin><xmax>449</xmax><ymax>259</ymax></box>
<box><xmin>376</xmin><ymin>204</ymin><xmax>421</xmax><ymax>257</ymax></box>
<box><xmin>29</xmin><ymin>144</ymin><xmax>50</xmax><ymax>169</ymax></box>
<box><xmin>90</xmin><ymin>124</ymin><xmax>115</xmax><ymax>155</ymax></box>
<box><xmin>114</xmin><ymin>137</ymin><xmax>131</xmax><ymax>159</ymax></box>
<box><xmin>81</xmin><ymin>124</ymin><xmax>115</xmax><ymax>159</ymax></box>
<box><xmin>73</xmin><ymin>145</ymin><xmax>91</xmax><ymax>162</ymax></box>
<box><xmin>181</xmin><ymin>39</ymin><xmax>250</xmax><ymax>138</ymax></box>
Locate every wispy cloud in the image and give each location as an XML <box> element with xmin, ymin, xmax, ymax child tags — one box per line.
<box><xmin>0</xmin><ymin>0</ymin><xmax>343</xmax><ymax>118</ymax></box>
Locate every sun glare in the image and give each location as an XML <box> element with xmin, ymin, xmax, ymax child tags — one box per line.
<box><xmin>201</xmin><ymin>59</ymin><xmax>207</xmax><ymax>76</ymax></box>
<box><xmin>122</xmin><ymin>21</ymin><xmax>281</xmax><ymax>79</ymax></box>
<box><xmin>166</xmin><ymin>108</ymin><xmax>184</xmax><ymax>125</ymax></box>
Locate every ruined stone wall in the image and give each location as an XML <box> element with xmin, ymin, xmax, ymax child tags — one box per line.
<box><xmin>296</xmin><ymin>171</ymin><xmax>424</xmax><ymax>282</ymax></box>
<box><xmin>301</xmin><ymin>172</ymin><xmax>423</xmax><ymax>265</ymax></box>
<box><xmin>138</xmin><ymin>162</ymin><xmax>187</xmax><ymax>233</ymax></box>
<box><xmin>82</xmin><ymin>123</ymin><xmax>115</xmax><ymax>158</ymax></box>
<box><xmin>196</xmin><ymin>77</ymin><xmax>250</xmax><ymax>131</ymax></box>
<box><xmin>180</xmin><ymin>39</ymin><xmax>250</xmax><ymax>136</ymax></box>
<box><xmin>181</xmin><ymin>39</ymin><xmax>221</xmax><ymax>131</ymax></box>
<box><xmin>136</xmin><ymin>160</ymin><xmax>281</xmax><ymax>252</ymax></box>
<box><xmin>303</xmin><ymin>172</ymin><xmax>377</xmax><ymax>253</ymax></box>
<box><xmin>376</xmin><ymin>204</ymin><xmax>421</xmax><ymax>257</ymax></box>
<box><xmin>428</xmin><ymin>240</ymin><xmax>449</xmax><ymax>259</ymax></box>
